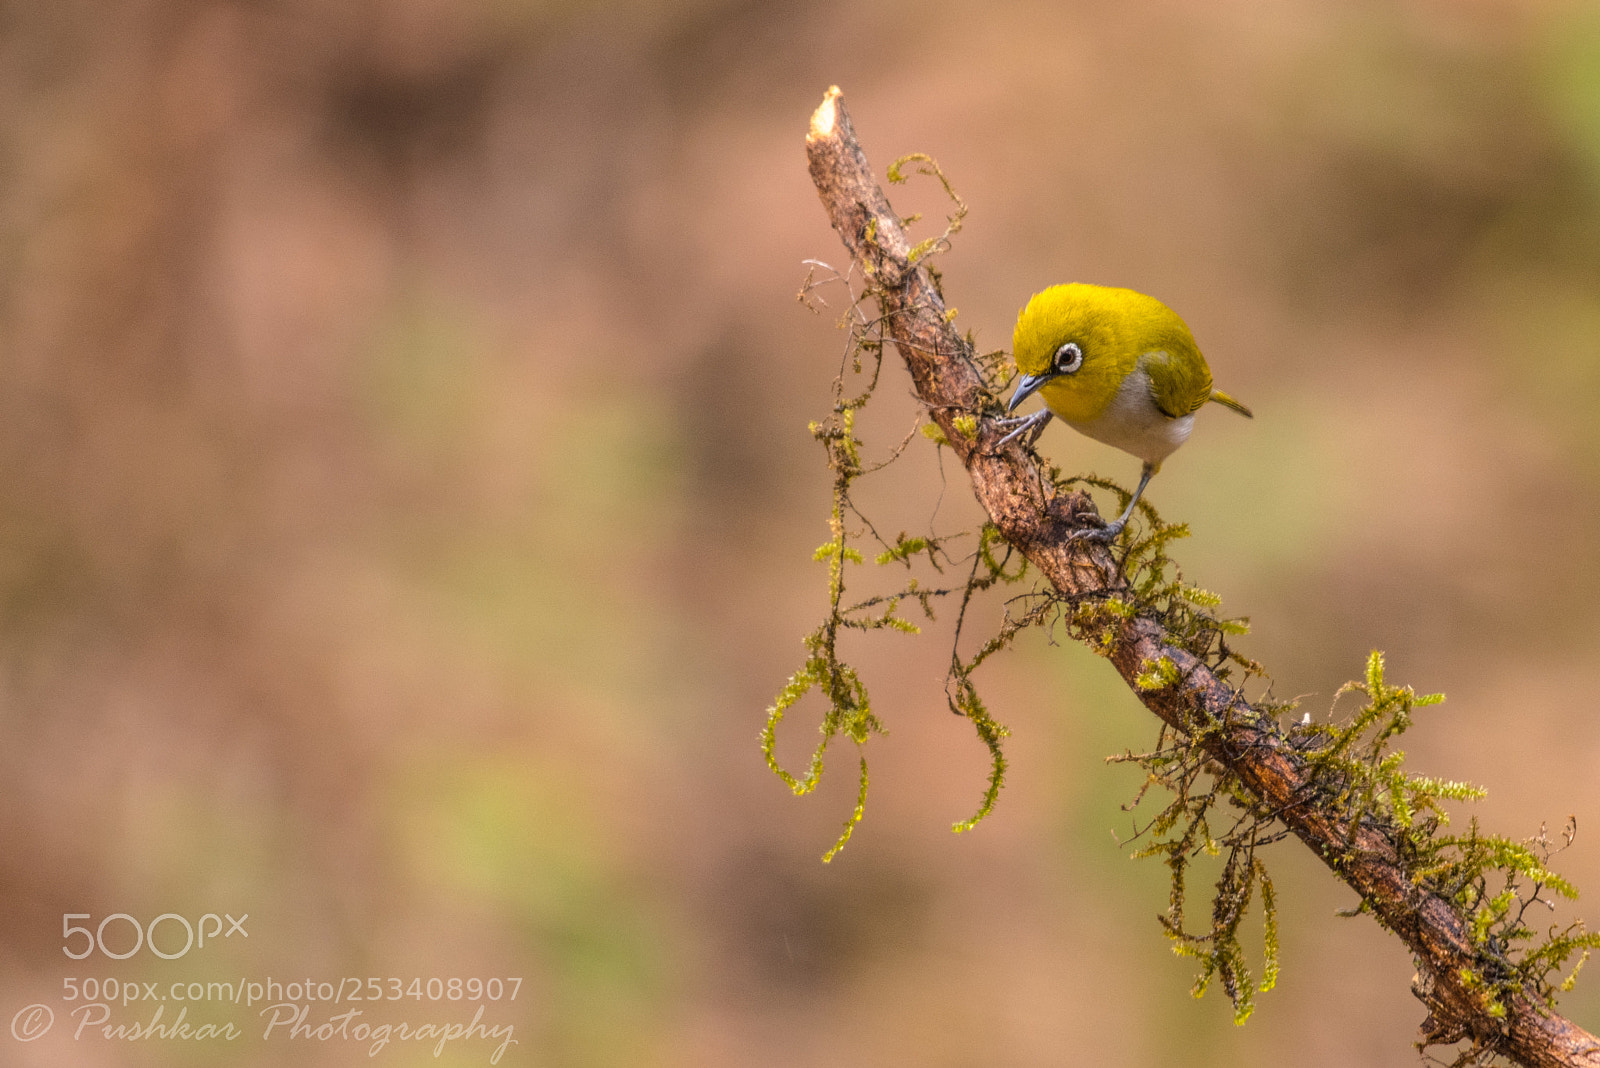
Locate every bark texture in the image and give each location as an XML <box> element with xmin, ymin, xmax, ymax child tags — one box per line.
<box><xmin>804</xmin><ymin>85</ymin><xmax>1600</xmax><ymax>1068</ymax></box>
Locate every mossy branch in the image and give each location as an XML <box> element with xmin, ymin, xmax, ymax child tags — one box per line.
<box><xmin>800</xmin><ymin>84</ymin><xmax>1600</xmax><ymax>1067</ymax></box>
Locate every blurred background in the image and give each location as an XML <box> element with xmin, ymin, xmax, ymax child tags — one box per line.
<box><xmin>3</xmin><ymin>0</ymin><xmax>1600</xmax><ymax>1064</ymax></box>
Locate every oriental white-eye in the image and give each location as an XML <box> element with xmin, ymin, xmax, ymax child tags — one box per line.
<box><xmin>996</xmin><ymin>283</ymin><xmax>1252</xmax><ymax>541</ymax></box>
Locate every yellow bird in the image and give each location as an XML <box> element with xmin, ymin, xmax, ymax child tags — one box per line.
<box><xmin>997</xmin><ymin>283</ymin><xmax>1252</xmax><ymax>540</ymax></box>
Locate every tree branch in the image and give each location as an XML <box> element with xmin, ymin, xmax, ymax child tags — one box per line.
<box><xmin>803</xmin><ymin>84</ymin><xmax>1600</xmax><ymax>1068</ymax></box>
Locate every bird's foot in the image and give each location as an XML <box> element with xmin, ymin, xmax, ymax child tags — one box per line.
<box><xmin>992</xmin><ymin>409</ymin><xmax>1052</xmax><ymax>448</ymax></box>
<box><xmin>1066</xmin><ymin>516</ymin><xmax>1126</xmax><ymax>545</ymax></box>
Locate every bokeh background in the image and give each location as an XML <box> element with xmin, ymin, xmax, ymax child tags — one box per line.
<box><xmin>3</xmin><ymin>1</ymin><xmax>1600</xmax><ymax>1065</ymax></box>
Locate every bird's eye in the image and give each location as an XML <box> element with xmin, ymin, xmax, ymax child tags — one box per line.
<box><xmin>1054</xmin><ymin>341</ymin><xmax>1084</xmax><ymax>374</ymax></box>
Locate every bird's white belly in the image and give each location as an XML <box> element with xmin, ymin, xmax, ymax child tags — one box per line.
<box><xmin>1056</xmin><ymin>368</ymin><xmax>1192</xmax><ymax>468</ymax></box>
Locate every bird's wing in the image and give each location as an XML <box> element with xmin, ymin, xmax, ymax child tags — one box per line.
<box><xmin>1140</xmin><ymin>345</ymin><xmax>1213</xmax><ymax>419</ymax></box>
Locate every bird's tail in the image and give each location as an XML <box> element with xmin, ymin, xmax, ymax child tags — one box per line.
<box><xmin>1209</xmin><ymin>389</ymin><xmax>1253</xmax><ymax>418</ymax></box>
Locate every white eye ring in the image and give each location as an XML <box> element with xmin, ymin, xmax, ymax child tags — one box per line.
<box><xmin>1054</xmin><ymin>342</ymin><xmax>1084</xmax><ymax>374</ymax></box>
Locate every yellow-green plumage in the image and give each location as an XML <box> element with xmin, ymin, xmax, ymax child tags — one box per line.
<box><xmin>1011</xmin><ymin>283</ymin><xmax>1249</xmax><ymax>467</ymax></box>
<box><xmin>1002</xmin><ymin>283</ymin><xmax>1251</xmax><ymax>539</ymax></box>
<box><xmin>1014</xmin><ymin>284</ymin><xmax>1206</xmax><ymax>419</ymax></box>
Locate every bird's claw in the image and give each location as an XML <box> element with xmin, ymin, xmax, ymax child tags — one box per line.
<box><xmin>1066</xmin><ymin>518</ymin><xmax>1126</xmax><ymax>545</ymax></box>
<box><xmin>992</xmin><ymin>409</ymin><xmax>1052</xmax><ymax>449</ymax></box>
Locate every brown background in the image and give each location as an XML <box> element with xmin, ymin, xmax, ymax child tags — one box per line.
<box><xmin>3</xmin><ymin>1</ymin><xmax>1600</xmax><ymax>1065</ymax></box>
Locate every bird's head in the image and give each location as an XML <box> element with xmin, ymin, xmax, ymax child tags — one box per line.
<box><xmin>1008</xmin><ymin>283</ymin><xmax>1196</xmax><ymax>422</ymax></box>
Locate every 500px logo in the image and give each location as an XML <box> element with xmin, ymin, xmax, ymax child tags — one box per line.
<box><xmin>62</xmin><ymin>913</ymin><xmax>248</xmax><ymax>961</ymax></box>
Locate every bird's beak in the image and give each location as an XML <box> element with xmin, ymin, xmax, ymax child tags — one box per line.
<box><xmin>1006</xmin><ymin>372</ymin><xmax>1051</xmax><ymax>414</ymax></box>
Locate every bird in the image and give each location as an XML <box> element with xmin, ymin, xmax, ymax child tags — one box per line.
<box><xmin>995</xmin><ymin>283</ymin><xmax>1252</xmax><ymax>541</ymax></box>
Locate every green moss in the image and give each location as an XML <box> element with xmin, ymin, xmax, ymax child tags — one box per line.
<box><xmin>766</xmin><ymin>174</ymin><xmax>1010</xmax><ymax>857</ymax></box>
<box><xmin>760</xmin><ymin>402</ymin><xmax>887</xmax><ymax>862</ymax></box>
<box><xmin>1135</xmin><ymin>655</ymin><xmax>1180</xmax><ymax>692</ymax></box>
<box><xmin>887</xmin><ymin>152</ymin><xmax>968</xmax><ymax>267</ymax></box>
<box><xmin>1288</xmin><ymin>653</ymin><xmax>1600</xmax><ymax>1030</ymax></box>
